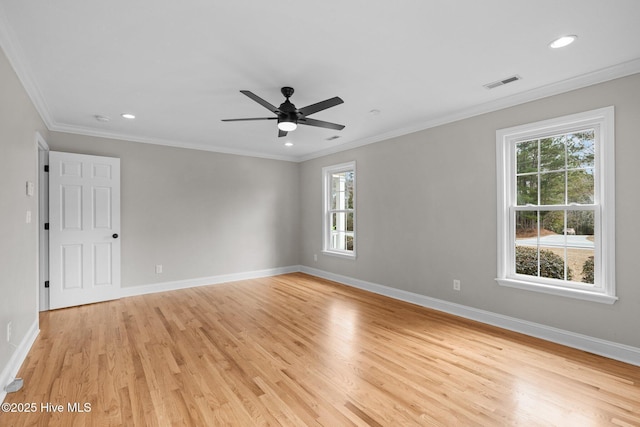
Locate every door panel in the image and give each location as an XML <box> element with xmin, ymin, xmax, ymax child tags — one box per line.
<box><xmin>49</xmin><ymin>151</ymin><xmax>121</xmax><ymax>309</ymax></box>
<box><xmin>93</xmin><ymin>187</ymin><xmax>112</xmax><ymax>229</ymax></box>
<box><xmin>93</xmin><ymin>243</ymin><xmax>112</xmax><ymax>285</ymax></box>
<box><xmin>62</xmin><ymin>185</ymin><xmax>82</xmax><ymax>230</ymax></box>
<box><xmin>61</xmin><ymin>244</ymin><xmax>82</xmax><ymax>289</ymax></box>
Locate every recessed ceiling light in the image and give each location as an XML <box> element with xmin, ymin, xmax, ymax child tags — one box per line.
<box><xmin>284</xmin><ymin>142</ymin><xmax>294</xmax><ymax>147</ymax></box>
<box><xmin>94</xmin><ymin>115</ymin><xmax>111</xmax><ymax>122</ymax></box>
<box><xmin>121</xmin><ymin>113</ymin><xmax>136</xmax><ymax>119</ymax></box>
<box><xmin>549</xmin><ymin>35</ymin><xmax>577</xmax><ymax>49</ymax></box>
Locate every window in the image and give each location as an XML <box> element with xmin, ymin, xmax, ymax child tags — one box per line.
<box><xmin>323</xmin><ymin>162</ymin><xmax>356</xmax><ymax>258</ymax></box>
<box><xmin>496</xmin><ymin>107</ymin><xmax>616</xmax><ymax>303</ymax></box>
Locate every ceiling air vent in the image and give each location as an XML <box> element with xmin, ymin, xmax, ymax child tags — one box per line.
<box><xmin>483</xmin><ymin>75</ymin><xmax>522</xmax><ymax>90</ymax></box>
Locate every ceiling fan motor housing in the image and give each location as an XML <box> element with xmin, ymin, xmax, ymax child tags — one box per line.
<box><xmin>278</xmin><ymin>113</ymin><xmax>297</xmax><ymax>124</ymax></box>
<box><xmin>278</xmin><ymin>89</ymin><xmax>298</xmax><ymax>125</ymax></box>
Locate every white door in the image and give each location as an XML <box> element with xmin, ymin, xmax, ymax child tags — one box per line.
<box><xmin>49</xmin><ymin>151</ymin><xmax>121</xmax><ymax>309</ymax></box>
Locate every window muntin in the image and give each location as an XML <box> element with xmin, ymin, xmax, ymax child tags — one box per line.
<box><xmin>496</xmin><ymin>107</ymin><xmax>615</xmax><ymax>304</ymax></box>
<box><xmin>323</xmin><ymin>162</ymin><xmax>355</xmax><ymax>257</ymax></box>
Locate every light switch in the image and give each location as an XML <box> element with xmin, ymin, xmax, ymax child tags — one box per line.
<box><xmin>26</xmin><ymin>210</ymin><xmax>32</xmax><ymax>224</ymax></box>
<box><xmin>26</xmin><ymin>181</ymin><xmax>34</xmax><ymax>196</ymax></box>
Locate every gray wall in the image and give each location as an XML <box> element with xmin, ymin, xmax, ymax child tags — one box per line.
<box><xmin>48</xmin><ymin>133</ymin><xmax>300</xmax><ymax>287</ymax></box>
<box><xmin>0</xmin><ymin>47</ymin><xmax>48</xmax><ymax>377</ymax></box>
<box><xmin>300</xmin><ymin>73</ymin><xmax>640</xmax><ymax>348</ymax></box>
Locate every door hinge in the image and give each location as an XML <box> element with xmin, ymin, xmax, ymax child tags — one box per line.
<box><xmin>44</xmin><ymin>223</ymin><xmax>49</xmax><ymax>230</ymax></box>
<box><xmin>44</xmin><ymin>165</ymin><xmax>49</xmax><ymax>172</ymax></box>
<box><xmin>44</xmin><ymin>281</ymin><xmax>49</xmax><ymax>288</ymax></box>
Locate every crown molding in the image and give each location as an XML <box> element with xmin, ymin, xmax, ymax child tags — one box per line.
<box><xmin>48</xmin><ymin>122</ymin><xmax>299</xmax><ymax>162</ymax></box>
<box><xmin>0</xmin><ymin>3</ymin><xmax>55</xmax><ymax>127</ymax></box>
<box><xmin>295</xmin><ymin>58</ymin><xmax>640</xmax><ymax>162</ymax></box>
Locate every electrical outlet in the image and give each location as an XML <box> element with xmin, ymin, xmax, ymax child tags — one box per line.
<box><xmin>155</xmin><ymin>264</ymin><xmax>163</xmax><ymax>274</ymax></box>
<box><xmin>6</xmin><ymin>321</ymin><xmax>12</xmax><ymax>342</ymax></box>
<box><xmin>453</xmin><ymin>279</ymin><xmax>461</xmax><ymax>291</ymax></box>
<box><xmin>314</xmin><ymin>254</ymin><xmax>318</xmax><ymax>262</ymax></box>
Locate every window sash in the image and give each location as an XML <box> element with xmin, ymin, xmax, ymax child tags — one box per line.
<box><xmin>513</xmin><ymin>127</ymin><xmax>598</xmax><ymax>207</ymax></box>
<box><xmin>508</xmin><ymin>206</ymin><xmax>601</xmax><ymax>289</ymax></box>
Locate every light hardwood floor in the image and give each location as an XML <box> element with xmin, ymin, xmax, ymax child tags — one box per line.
<box><xmin>2</xmin><ymin>273</ymin><xmax>639</xmax><ymax>426</ymax></box>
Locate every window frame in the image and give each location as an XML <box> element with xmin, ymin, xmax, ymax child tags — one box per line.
<box><xmin>496</xmin><ymin>107</ymin><xmax>616</xmax><ymax>304</ymax></box>
<box><xmin>322</xmin><ymin>161</ymin><xmax>356</xmax><ymax>259</ymax></box>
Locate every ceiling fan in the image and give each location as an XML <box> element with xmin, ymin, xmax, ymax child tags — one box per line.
<box><xmin>222</xmin><ymin>87</ymin><xmax>345</xmax><ymax>137</ymax></box>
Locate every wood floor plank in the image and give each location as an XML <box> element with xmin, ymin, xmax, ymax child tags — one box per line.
<box><xmin>2</xmin><ymin>272</ymin><xmax>639</xmax><ymax>426</ymax></box>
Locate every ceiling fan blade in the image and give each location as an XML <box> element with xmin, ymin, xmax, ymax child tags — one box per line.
<box><xmin>278</xmin><ymin>129</ymin><xmax>288</xmax><ymax>138</ymax></box>
<box><xmin>221</xmin><ymin>117</ymin><xmax>277</xmax><ymax>122</ymax></box>
<box><xmin>298</xmin><ymin>117</ymin><xmax>345</xmax><ymax>131</ymax></box>
<box><xmin>298</xmin><ymin>96</ymin><xmax>343</xmax><ymax>117</ymax></box>
<box><xmin>240</xmin><ymin>90</ymin><xmax>280</xmax><ymax>113</ymax></box>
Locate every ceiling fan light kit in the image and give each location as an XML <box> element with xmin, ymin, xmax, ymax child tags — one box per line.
<box><xmin>277</xmin><ymin>120</ymin><xmax>297</xmax><ymax>132</ymax></box>
<box><xmin>223</xmin><ymin>86</ymin><xmax>345</xmax><ymax>137</ymax></box>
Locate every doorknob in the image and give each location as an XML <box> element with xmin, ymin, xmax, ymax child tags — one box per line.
<box><xmin>112</xmin><ymin>233</ymin><xmax>119</xmax><ymax>239</ymax></box>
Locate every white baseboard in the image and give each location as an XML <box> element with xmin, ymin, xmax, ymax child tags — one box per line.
<box><xmin>117</xmin><ymin>264</ymin><xmax>640</xmax><ymax>366</ymax></box>
<box><xmin>1</xmin><ymin>319</ymin><xmax>39</xmax><ymax>403</ymax></box>
<box><xmin>119</xmin><ymin>265</ymin><xmax>301</xmax><ymax>298</ymax></box>
<box><xmin>300</xmin><ymin>266</ymin><xmax>640</xmax><ymax>367</ymax></box>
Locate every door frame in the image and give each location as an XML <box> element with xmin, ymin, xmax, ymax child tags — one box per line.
<box><xmin>36</xmin><ymin>132</ymin><xmax>49</xmax><ymax>311</ymax></box>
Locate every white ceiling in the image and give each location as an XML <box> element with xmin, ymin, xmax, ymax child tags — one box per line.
<box><xmin>1</xmin><ymin>0</ymin><xmax>639</xmax><ymax>162</ymax></box>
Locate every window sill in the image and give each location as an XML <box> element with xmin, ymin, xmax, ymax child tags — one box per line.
<box><xmin>496</xmin><ymin>278</ymin><xmax>617</xmax><ymax>304</ymax></box>
<box><xmin>322</xmin><ymin>249</ymin><xmax>356</xmax><ymax>260</ymax></box>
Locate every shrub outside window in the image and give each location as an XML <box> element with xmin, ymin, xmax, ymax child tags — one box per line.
<box><xmin>323</xmin><ymin>162</ymin><xmax>355</xmax><ymax>258</ymax></box>
<box><xmin>496</xmin><ymin>107</ymin><xmax>616</xmax><ymax>304</ymax></box>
